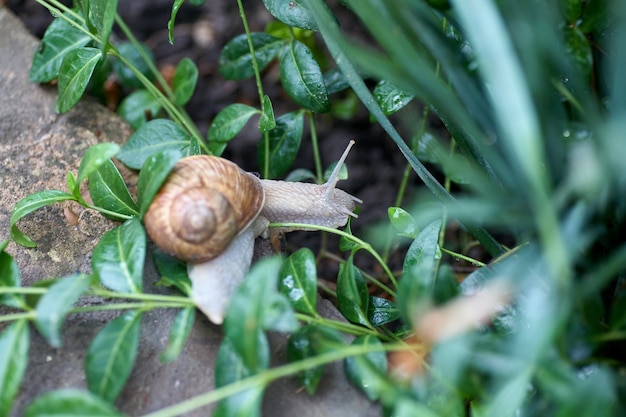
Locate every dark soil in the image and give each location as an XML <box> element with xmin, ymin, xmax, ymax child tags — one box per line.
<box><xmin>6</xmin><ymin>0</ymin><xmax>438</xmax><ymax>290</ymax></box>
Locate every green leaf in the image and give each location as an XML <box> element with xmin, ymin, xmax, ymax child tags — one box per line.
<box><xmin>215</xmin><ymin>335</ymin><xmax>270</xmax><ymax>386</ymax></box>
<box><xmin>259</xmin><ymin>94</ymin><xmax>277</xmax><ymax>132</ymax></box>
<box><xmin>258</xmin><ymin>111</ymin><xmax>304</xmax><ymax>178</ymax></box>
<box><xmin>173</xmin><ymin>57</ymin><xmax>198</xmax><ymax>106</ymax></box>
<box><xmin>56</xmin><ymin>47</ymin><xmax>102</xmax><ymax>113</ymax></box>
<box><xmin>564</xmin><ymin>0</ymin><xmax>583</xmax><ymax>23</ymax></box>
<box><xmin>368</xmin><ymin>296</ymin><xmax>400</xmax><ymax>326</ymax></box>
<box><xmin>392</xmin><ymin>398</ymin><xmax>442</xmax><ymax>417</ymax></box>
<box><xmin>373</xmin><ymin>80</ymin><xmax>414</xmax><ymax>115</ymax></box>
<box><xmin>24</xmin><ymin>389</ymin><xmax>124</xmax><ymax>417</ymax></box>
<box><xmin>324</xmin><ymin>67</ymin><xmax>350</xmax><ymax>94</ymax></box>
<box><xmin>136</xmin><ymin>150</ymin><xmax>182</xmax><ymax>219</ymax></box>
<box><xmin>339</xmin><ymin>217</ymin><xmax>360</xmax><ymax>252</ymax></box>
<box><xmin>344</xmin><ymin>335</ymin><xmax>388</xmax><ymax>400</ymax></box>
<box><xmin>322</xmin><ymin>160</ymin><xmax>348</xmax><ymax>182</ymax></box>
<box><xmin>161</xmin><ymin>307</ymin><xmax>195</xmax><ymax>363</ymax></box>
<box><xmin>0</xmin><ymin>320</ymin><xmax>29</xmax><ymax>417</ymax></box>
<box><xmin>388</xmin><ymin>207</ymin><xmax>419</xmax><ymax>238</ymax></box>
<box><xmin>117</xmin><ymin>89</ymin><xmax>162</xmax><ymax>130</ymax></box>
<box><xmin>262</xmin><ymin>0</ymin><xmax>318</xmax><ymax>30</ymax></box>
<box><xmin>279</xmin><ymin>40</ymin><xmax>330</xmax><ymax>113</ymax></box>
<box><xmin>10</xmin><ymin>190</ymin><xmax>76</xmax><ymax>247</ymax></box>
<box><xmin>207</xmin><ymin>141</ymin><xmax>227</xmax><ymax>158</ymax></box>
<box><xmin>117</xmin><ymin>119</ymin><xmax>196</xmax><ymax>170</ymax></box>
<box><xmin>219</xmin><ymin>33</ymin><xmax>284</xmax><ymax>80</ymax></box>
<box><xmin>224</xmin><ymin>257</ymin><xmax>297</xmax><ymax>371</ymax></box>
<box><xmin>75</xmin><ymin>143</ymin><xmax>121</xmax><ymax>192</ymax></box>
<box><xmin>263</xmin><ymin>293</ymin><xmax>299</xmax><ymax>333</ymax></box>
<box><xmin>579</xmin><ymin>0</ymin><xmax>609</xmax><ymax>33</ymax></box>
<box><xmin>89</xmin><ymin>0</ymin><xmax>119</xmax><ymax>51</ymax></box>
<box><xmin>564</xmin><ymin>25</ymin><xmax>593</xmax><ymax>78</ymax></box>
<box><xmin>152</xmin><ymin>249</ymin><xmax>192</xmax><ymax>296</ymax></box>
<box><xmin>474</xmin><ymin>368</ymin><xmax>533</xmax><ymax>417</ymax></box>
<box><xmin>288</xmin><ymin>326</ymin><xmax>344</xmax><ymax>397</ymax></box>
<box><xmin>214</xmin><ymin>336</ymin><xmax>267</xmax><ymax>417</ymax></box>
<box><xmin>24</xmin><ymin>279</ymin><xmax>58</xmax><ymax>310</ymax></box>
<box><xmin>112</xmin><ymin>41</ymin><xmax>155</xmax><ymax>89</ymax></box>
<box><xmin>302</xmin><ymin>0</ymin><xmax>504</xmax><ymax>258</ymax></box>
<box><xmin>337</xmin><ymin>254</ymin><xmax>370</xmax><ymax>326</ymax></box>
<box><xmin>85</xmin><ymin>310</ymin><xmax>142</xmax><ymax>403</ymax></box>
<box><xmin>290</xmin><ymin>324</ymin><xmax>346</xmax><ymax>356</ymax></box>
<box><xmin>0</xmin><ymin>251</ymin><xmax>24</xmax><ymax>309</ymax></box>
<box><xmin>92</xmin><ymin>218</ymin><xmax>146</xmax><ymax>293</ymax></box>
<box><xmin>35</xmin><ymin>274</ymin><xmax>92</xmax><ymax>348</ymax></box>
<box><xmin>284</xmin><ymin>168</ymin><xmax>316</xmax><ymax>182</ymax></box>
<box><xmin>441</xmin><ymin>152</ymin><xmax>473</xmax><ymax>185</ymax></box>
<box><xmin>286</xmin><ymin>326</ymin><xmax>324</xmax><ymax>394</ymax></box>
<box><xmin>208</xmin><ymin>103</ymin><xmax>259</xmax><ymax>146</ymax></box>
<box><xmin>88</xmin><ymin>159</ymin><xmax>139</xmax><ymax>218</ymax></box>
<box><xmin>278</xmin><ymin>248</ymin><xmax>318</xmax><ymax>315</ymax></box>
<box><xmin>452</xmin><ymin>0</ymin><xmax>545</xmax><ymax>207</ymax></box>
<box><xmin>415</xmin><ymin>132</ymin><xmax>444</xmax><ymax>164</ymax></box>
<box><xmin>66</xmin><ymin>171</ymin><xmax>77</xmax><ymax>192</ymax></box>
<box><xmin>30</xmin><ymin>13</ymin><xmax>91</xmax><ymax>82</ymax></box>
<box><xmin>397</xmin><ymin>220</ymin><xmax>442</xmax><ymax>326</ymax></box>
<box><xmin>432</xmin><ymin>264</ymin><xmax>460</xmax><ymax>305</ymax></box>
<box><xmin>535</xmin><ymin>359</ymin><xmax>616</xmax><ymax>417</ymax></box>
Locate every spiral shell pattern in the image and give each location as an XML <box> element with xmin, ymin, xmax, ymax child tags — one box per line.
<box><xmin>144</xmin><ymin>155</ymin><xmax>265</xmax><ymax>263</ymax></box>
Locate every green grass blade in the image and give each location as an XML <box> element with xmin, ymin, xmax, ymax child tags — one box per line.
<box><xmin>302</xmin><ymin>0</ymin><xmax>505</xmax><ymax>256</ymax></box>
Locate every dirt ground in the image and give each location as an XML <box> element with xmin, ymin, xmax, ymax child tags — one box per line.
<box><xmin>6</xmin><ymin>0</ymin><xmax>437</xmax><ymax>286</ymax></box>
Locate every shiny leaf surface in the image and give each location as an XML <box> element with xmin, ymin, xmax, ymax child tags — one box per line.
<box><xmin>56</xmin><ymin>47</ymin><xmax>102</xmax><ymax>113</ymax></box>
<box><xmin>278</xmin><ymin>248</ymin><xmax>318</xmax><ymax>315</ymax></box>
<box><xmin>279</xmin><ymin>40</ymin><xmax>329</xmax><ymax>113</ymax></box>
<box><xmin>85</xmin><ymin>310</ymin><xmax>142</xmax><ymax>403</ymax></box>
<box><xmin>92</xmin><ymin>218</ymin><xmax>145</xmax><ymax>293</ymax></box>
<box><xmin>35</xmin><ymin>274</ymin><xmax>92</xmax><ymax>348</ymax></box>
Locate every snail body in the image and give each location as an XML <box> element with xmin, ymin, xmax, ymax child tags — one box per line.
<box><xmin>144</xmin><ymin>142</ymin><xmax>360</xmax><ymax>324</ymax></box>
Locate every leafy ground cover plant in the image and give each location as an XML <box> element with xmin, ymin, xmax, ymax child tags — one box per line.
<box><xmin>2</xmin><ymin>0</ymin><xmax>626</xmax><ymax>416</ymax></box>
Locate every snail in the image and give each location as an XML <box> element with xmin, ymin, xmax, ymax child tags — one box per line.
<box><xmin>144</xmin><ymin>141</ymin><xmax>361</xmax><ymax>324</ymax></box>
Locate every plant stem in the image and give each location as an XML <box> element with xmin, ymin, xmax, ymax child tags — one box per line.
<box><xmin>140</xmin><ymin>341</ymin><xmax>421</xmax><ymax>417</ymax></box>
<box><xmin>295</xmin><ymin>313</ymin><xmax>393</xmax><ymax>341</ymax></box>
<box><xmin>0</xmin><ymin>312</ymin><xmax>36</xmax><ymax>323</ymax></box>
<box><xmin>323</xmin><ymin>251</ymin><xmax>397</xmax><ymax>297</ymax></box>
<box><xmin>235</xmin><ymin>0</ymin><xmax>265</xmax><ymax>109</ymax></box>
<box><xmin>440</xmin><ymin>247</ymin><xmax>486</xmax><ymax>267</ymax></box>
<box><xmin>308</xmin><ymin>113</ymin><xmax>324</xmax><ymax>183</ymax></box>
<box><xmin>235</xmin><ymin>0</ymin><xmax>272</xmax><ymax>177</ymax></box>
<box><xmin>36</xmin><ymin>0</ymin><xmax>205</xmax><ymax>152</ymax></box>
<box><xmin>88</xmin><ymin>287</ymin><xmax>194</xmax><ymax>305</ymax></box>
<box><xmin>270</xmin><ymin>222</ymin><xmax>397</xmax><ymax>293</ymax></box>
<box><xmin>382</xmin><ymin>105</ymin><xmax>433</xmax><ymax>264</ymax></box>
<box><xmin>303</xmin><ymin>0</ymin><xmax>506</xmax><ymax>258</ymax></box>
<box><xmin>35</xmin><ymin>0</ymin><xmax>97</xmax><ymax>43</ymax></box>
<box><xmin>108</xmin><ymin>47</ymin><xmax>207</xmax><ymax>151</ymax></box>
<box><xmin>82</xmin><ymin>202</ymin><xmax>135</xmax><ymax>220</ymax></box>
<box><xmin>0</xmin><ymin>287</ymin><xmax>47</xmax><ymax>295</ymax></box>
<box><xmin>71</xmin><ymin>301</ymin><xmax>188</xmax><ymax>314</ymax></box>
<box><xmin>114</xmin><ymin>15</ymin><xmax>176</xmax><ymax>101</ymax></box>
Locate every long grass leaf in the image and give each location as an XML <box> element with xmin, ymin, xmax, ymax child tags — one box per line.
<box><xmin>303</xmin><ymin>0</ymin><xmax>505</xmax><ymax>257</ymax></box>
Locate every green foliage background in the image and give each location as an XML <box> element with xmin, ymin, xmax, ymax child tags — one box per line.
<box><xmin>2</xmin><ymin>0</ymin><xmax>626</xmax><ymax>416</ymax></box>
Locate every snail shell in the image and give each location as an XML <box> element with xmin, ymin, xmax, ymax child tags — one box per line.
<box><xmin>144</xmin><ymin>155</ymin><xmax>265</xmax><ymax>263</ymax></box>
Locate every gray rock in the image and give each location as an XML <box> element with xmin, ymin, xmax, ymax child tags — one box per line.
<box><xmin>0</xmin><ymin>6</ymin><xmax>380</xmax><ymax>417</ymax></box>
